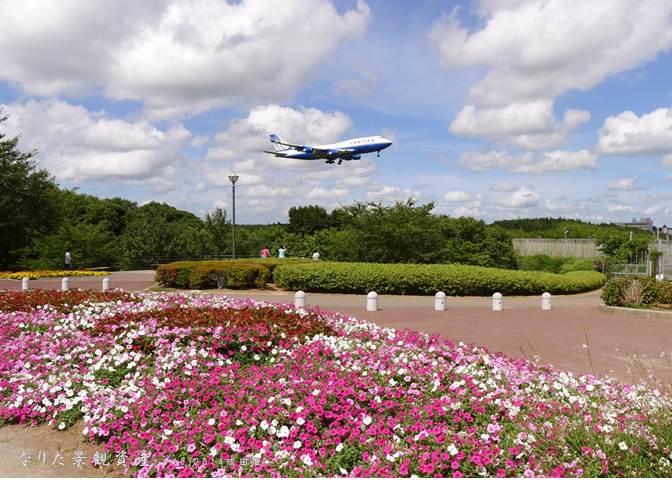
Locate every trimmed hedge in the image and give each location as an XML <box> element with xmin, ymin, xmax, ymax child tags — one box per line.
<box><xmin>601</xmin><ymin>276</ymin><xmax>672</xmax><ymax>307</ymax></box>
<box><xmin>155</xmin><ymin>259</ymin><xmax>309</xmax><ymax>289</ymax></box>
<box><xmin>273</xmin><ymin>261</ymin><xmax>606</xmax><ymax>295</ymax></box>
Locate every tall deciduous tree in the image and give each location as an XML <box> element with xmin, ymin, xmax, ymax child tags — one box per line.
<box><xmin>0</xmin><ymin>114</ymin><xmax>61</xmax><ymax>269</ymax></box>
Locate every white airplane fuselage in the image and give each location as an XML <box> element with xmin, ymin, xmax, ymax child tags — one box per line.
<box><xmin>266</xmin><ymin>134</ymin><xmax>393</xmax><ymax>164</ymax></box>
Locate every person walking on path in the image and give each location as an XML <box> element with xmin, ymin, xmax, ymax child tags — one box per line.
<box><xmin>260</xmin><ymin>246</ymin><xmax>270</xmax><ymax>258</ymax></box>
<box><xmin>64</xmin><ymin>251</ymin><xmax>72</xmax><ymax>270</ymax></box>
<box><xmin>278</xmin><ymin>245</ymin><xmax>286</xmax><ymax>259</ymax></box>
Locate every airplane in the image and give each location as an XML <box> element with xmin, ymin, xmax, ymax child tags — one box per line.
<box><xmin>264</xmin><ymin>133</ymin><xmax>393</xmax><ymax>165</ymax></box>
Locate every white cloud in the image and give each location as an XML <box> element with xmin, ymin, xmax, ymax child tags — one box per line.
<box><xmin>306</xmin><ymin>187</ymin><xmax>350</xmax><ymax>199</ymax></box>
<box><xmin>1</xmin><ymin>99</ymin><xmax>190</xmax><ymax>183</ymax></box>
<box><xmin>498</xmin><ymin>187</ymin><xmax>541</xmax><ymax>208</ymax></box>
<box><xmin>431</xmin><ymin>1</ymin><xmax>672</xmax><ymax>106</ymax></box>
<box><xmin>489</xmin><ymin>182</ymin><xmax>520</xmax><ymax>192</ymax></box>
<box><xmin>608</xmin><ymin>177</ymin><xmax>638</xmax><ymax>191</ymax></box>
<box><xmin>366</xmin><ymin>185</ymin><xmax>419</xmax><ymax>202</ymax></box>
<box><xmin>432</xmin><ymin>0</ymin><xmax>672</xmax><ymax>148</ymax></box>
<box><xmin>0</xmin><ymin>0</ymin><xmax>371</xmax><ymax>119</ymax></box>
<box><xmin>458</xmin><ymin>149</ymin><xmax>596</xmax><ymax>173</ymax></box>
<box><xmin>607</xmin><ymin>203</ymin><xmax>634</xmax><ymax>213</ymax></box>
<box><xmin>598</xmin><ymin>108</ymin><xmax>672</xmax><ymax>155</ymax></box>
<box><xmin>664</xmin><ymin>155</ymin><xmax>672</xmax><ymax>167</ymax></box>
<box><xmin>443</xmin><ymin>190</ymin><xmax>471</xmax><ymax>203</ymax></box>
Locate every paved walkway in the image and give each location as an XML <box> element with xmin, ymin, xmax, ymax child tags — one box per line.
<box><xmin>2</xmin><ymin>271</ymin><xmax>671</xmax><ymax>383</ymax></box>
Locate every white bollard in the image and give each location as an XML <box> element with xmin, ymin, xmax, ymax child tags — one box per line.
<box><xmin>61</xmin><ymin>277</ymin><xmax>69</xmax><ymax>291</ymax></box>
<box><xmin>435</xmin><ymin>291</ymin><xmax>446</xmax><ymax>311</ymax></box>
<box><xmin>294</xmin><ymin>290</ymin><xmax>306</xmax><ymax>308</ymax></box>
<box><xmin>541</xmin><ymin>292</ymin><xmax>552</xmax><ymax>310</ymax></box>
<box><xmin>492</xmin><ymin>292</ymin><xmax>503</xmax><ymax>311</ymax></box>
<box><xmin>21</xmin><ymin>277</ymin><xmax>30</xmax><ymax>291</ymax></box>
<box><xmin>102</xmin><ymin>277</ymin><xmax>110</xmax><ymax>292</ymax></box>
<box><xmin>367</xmin><ymin>291</ymin><xmax>378</xmax><ymax>311</ymax></box>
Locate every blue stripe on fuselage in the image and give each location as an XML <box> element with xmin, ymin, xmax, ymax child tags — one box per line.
<box><xmin>281</xmin><ymin>142</ymin><xmax>391</xmax><ymax>160</ymax></box>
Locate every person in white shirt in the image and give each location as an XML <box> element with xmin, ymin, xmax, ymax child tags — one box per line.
<box><xmin>278</xmin><ymin>245</ymin><xmax>286</xmax><ymax>259</ymax></box>
<box><xmin>64</xmin><ymin>251</ymin><xmax>72</xmax><ymax>269</ymax></box>
<box><xmin>312</xmin><ymin>251</ymin><xmax>320</xmax><ymax>261</ymax></box>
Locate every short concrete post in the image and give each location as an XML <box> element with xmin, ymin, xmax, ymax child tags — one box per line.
<box><xmin>21</xmin><ymin>277</ymin><xmax>30</xmax><ymax>291</ymax></box>
<box><xmin>102</xmin><ymin>277</ymin><xmax>110</xmax><ymax>292</ymax></box>
<box><xmin>541</xmin><ymin>292</ymin><xmax>552</xmax><ymax>310</ymax></box>
<box><xmin>367</xmin><ymin>291</ymin><xmax>378</xmax><ymax>311</ymax></box>
<box><xmin>294</xmin><ymin>290</ymin><xmax>306</xmax><ymax>308</ymax></box>
<box><xmin>492</xmin><ymin>292</ymin><xmax>503</xmax><ymax>311</ymax></box>
<box><xmin>61</xmin><ymin>277</ymin><xmax>69</xmax><ymax>291</ymax></box>
<box><xmin>435</xmin><ymin>291</ymin><xmax>446</xmax><ymax>311</ymax></box>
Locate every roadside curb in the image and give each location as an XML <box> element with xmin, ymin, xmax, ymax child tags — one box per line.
<box><xmin>599</xmin><ymin>304</ymin><xmax>672</xmax><ymax>319</ymax></box>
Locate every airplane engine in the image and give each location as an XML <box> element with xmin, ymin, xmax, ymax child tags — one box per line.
<box><xmin>302</xmin><ymin>146</ymin><xmax>313</xmax><ymax>154</ymax></box>
<box><xmin>327</xmin><ymin>149</ymin><xmax>339</xmax><ymax>158</ymax></box>
<box><xmin>350</xmin><ymin>154</ymin><xmax>361</xmax><ymax>160</ymax></box>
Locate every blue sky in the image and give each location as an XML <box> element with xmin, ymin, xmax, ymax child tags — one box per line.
<box><xmin>1</xmin><ymin>0</ymin><xmax>671</xmax><ymax>224</ymax></box>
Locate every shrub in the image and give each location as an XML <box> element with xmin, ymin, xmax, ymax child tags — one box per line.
<box><xmin>273</xmin><ymin>261</ymin><xmax>606</xmax><ymax>296</ymax></box>
<box><xmin>155</xmin><ymin>259</ymin><xmax>288</xmax><ymax>289</ymax></box>
<box><xmin>602</xmin><ymin>277</ymin><xmax>672</xmax><ymax>307</ymax></box>
<box><xmin>517</xmin><ymin>255</ymin><xmax>595</xmax><ymax>274</ymax></box>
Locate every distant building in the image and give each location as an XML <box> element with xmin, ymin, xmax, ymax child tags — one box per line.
<box><xmin>615</xmin><ymin>217</ymin><xmax>654</xmax><ymax>231</ymax></box>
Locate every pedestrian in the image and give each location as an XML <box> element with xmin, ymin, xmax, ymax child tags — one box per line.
<box><xmin>260</xmin><ymin>245</ymin><xmax>270</xmax><ymax>258</ymax></box>
<box><xmin>64</xmin><ymin>250</ymin><xmax>72</xmax><ymax>270</ymax></box>
<box><xmin>278</xmin><ymin>245</ymin><xmax>286</xmax><ymax>259</ymax></box>
<box><xmin>312</xmin><ymin>251</ymin><xmax>320</xmax><ymax>261</ymax></box>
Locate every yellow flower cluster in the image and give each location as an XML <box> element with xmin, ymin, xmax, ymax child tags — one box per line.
<box><xmin>0</xmin><ymin>270</ymin><xmax>108</xmax><ymax>280</ymax></box>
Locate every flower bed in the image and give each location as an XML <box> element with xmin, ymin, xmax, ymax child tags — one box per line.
<box><xmin>1</xmin><ymin>291</ymin><xmax>671</xmax><ymax>477</ymax></box>
<box><xmin>0</xmin><ymin>270</ymin><xmax>108</xmax><ymax>280</ymax></box>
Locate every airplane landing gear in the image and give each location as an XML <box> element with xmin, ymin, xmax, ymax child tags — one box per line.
<box><xmin>338</xmin><ymin>159</ymin><xmax>343</xmax><ymax>165</ymax></box>
<box><xmin>377</xmin><ymin>150</ymin><xmax>380</xmax><ymax>158</ymax></box>
<box><xmin>326</xmin><ymin>159</ymin><xmax>335</xmax><ymax>164</ymax></box>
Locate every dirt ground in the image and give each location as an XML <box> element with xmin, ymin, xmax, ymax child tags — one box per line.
<box><xmin>0</xmin><ymin>422</ymin><xmax>124</xmax><ymax>477</ymax></box>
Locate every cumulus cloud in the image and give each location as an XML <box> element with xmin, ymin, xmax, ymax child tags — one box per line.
<box><xmin>1</xmin><ymin>99</ymin><xmax>190</xmax><ymax>183</ymax></box>
<box><xmin>0</xmin><ymin>0</ymin><xmax>371</xmax><ymax>119</ymax></box>
<box><xmin>432</xmin><ymin>0</ymin><xmax>672</xmax><ymax>148</ymax></box>
<box><xmin>608</xmin><ymin>177</ymin><xmax>638</xmax><ymax>191</ymax></box>
<box><xmin>607</xmin><ymin>203</ymin><xmax>634</xmax><ymax>213</ymax></box>
<box><xmin>598</xmin><ymin>108</ymin><xmax>672</xmax><ymax>155</ymax></box>
<box><xmin>498</xmin><ymin>187</ymin><xmax>541</xmax><ymax>208</ymax></box>
<box><xmin>366</xmin><ymin>185</ymin><xmax>419</xmax><ymax>202</ymax></box>
<box><xmin>458</xmin><ymin>149</ymin><xmax>596</xmax><ymax>173</ymax></box>
<box><xmin>450</xmin><ymin>101</ymin><xmax>590</xmax><ymax>149</ymax></box>
<box><xmin>431</xmin><ymin>1</ymin><xmax>672</xmax><ymax>106</ymax></box>
<box><xmin>443</xmin><ymin>190</ymin><xmax>471</xmax><ymax>203</ymax></box>
<box><xmin>489</xmin><ymin>182</ymin><xmax>520</xmax><ymax>192</ymax></box>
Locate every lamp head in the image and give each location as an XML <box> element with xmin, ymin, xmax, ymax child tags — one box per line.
<box><xmin>228</xmin><ymin>174</ymin><xmax>239</xmax><ymax>185</ymax></box>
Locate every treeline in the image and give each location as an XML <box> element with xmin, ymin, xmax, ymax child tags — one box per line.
<box><xmin>1</xmin><ymin>114</ymin><xmax>652</xmax><ymax>271</ymax></box>
<box><xmin>493</xmin><ymin>217</ymin><xmax>651</xmax><ymax>241</ymax></box>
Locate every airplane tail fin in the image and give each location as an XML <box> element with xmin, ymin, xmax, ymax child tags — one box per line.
<box><xmin>269</xmin><ymin>133</ymin><xmax>291</xmax><ymax>152</ymax></box>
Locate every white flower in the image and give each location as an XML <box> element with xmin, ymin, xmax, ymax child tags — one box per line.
<box><xmin>312</xmin><ymin>389</ymin><xmax>320</xmax><ymax>396</ymax></box>
<box><xmin>619</xmin><ymin>441</ymin><xmax>628</xmax><ymax>451</ymax></box>
<box><xmin>363</xmin><ymin>416</ymin><xmax>372</xmax><ymax>426</ymax></box>
<box><xmin>210</xmin><ymin>446</ymin><xmax>218</xmax><ymax>456</ymax></box>
<box><xmin>58</xmin><ymin>422</ymin><xmax>65</xmax><ymax>430</ymax></box>
<box><xmin>224</xmin><ymin>436</ymin><xmax>235</xmax><ymax>445</ymax></box>
<box><xmin>164</xmin><ymin>428</ymin><xmax>172</xmax><ymax>435</ymax></box>
<box><xmin>260</xmin><ymin>420</ymin><xmax>269</xmax><ymax>430</ymax></box>
<box><xmin>293</xmin><ymin>441</ymin><xmax>302</xmax><ymax>449</ymax></box>
<box><xmin>240</xmin><ymin>345</ymin><xmax>247</xmax><ymax>352</ymax></box>
<box><xmin>278</xmin><ymin>425</ymin><xmax>290</xmax><ymax>438</ymax></box>
<box><xmin>208</xmin><ymin>418</ymin><xmax>215</xmax><ymax>426</ymax></box>
<box><xmin>301</xmin><ymin>454</ymin><xmax>313</xmax><ymax>466</ymax></box>
<box><xmin>335</xmin><ymin>443</ymin><xmax>344</xmax><ymax>452</ymax></box>
<box><xmin>447</xmin><ymin>444</ymin><xmax>458</xmax><ymax>456</ymax></box>
<box><xmin>296</xmin><ymin>417</ymin><xmax>305</xmax><ymax>425</ymax></box>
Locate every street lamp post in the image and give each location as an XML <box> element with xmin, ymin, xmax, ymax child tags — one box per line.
<box><xmin>228</xmin><ymin>174</ymin><xmax>239</xmax><ymax>260</ymax></box>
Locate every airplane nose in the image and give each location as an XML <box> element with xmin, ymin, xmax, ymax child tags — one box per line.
<box><xmin>381</xmin><ymin>137</ymin><xmax>393</xmax><ymax>147</ymax></box>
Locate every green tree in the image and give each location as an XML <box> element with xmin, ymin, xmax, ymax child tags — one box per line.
<box><xmin>204</xmin><ymin>207</ymin><xmax>231</xmax><ymax>255</ymax></box>
<box><xmin>0</xmin><ymin>114</ymin><xmax>62</xmax><ymax>269</ymax></box>
<box><xmin>288</xmin><ymin>205</ymin><xmax>333</xmax><ymax>235</ymax></box>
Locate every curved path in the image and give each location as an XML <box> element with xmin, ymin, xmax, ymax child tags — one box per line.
<box><xmin>2</xmin><ymin>270</ymin><xmax>670</xmax><ymax>383</ymax></box>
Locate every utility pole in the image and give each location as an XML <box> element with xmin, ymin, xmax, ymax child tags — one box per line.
<box><xmin>228</xmin><ymin>174</ymin><xmax>239</xmax><ymax>259</ymax></box>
